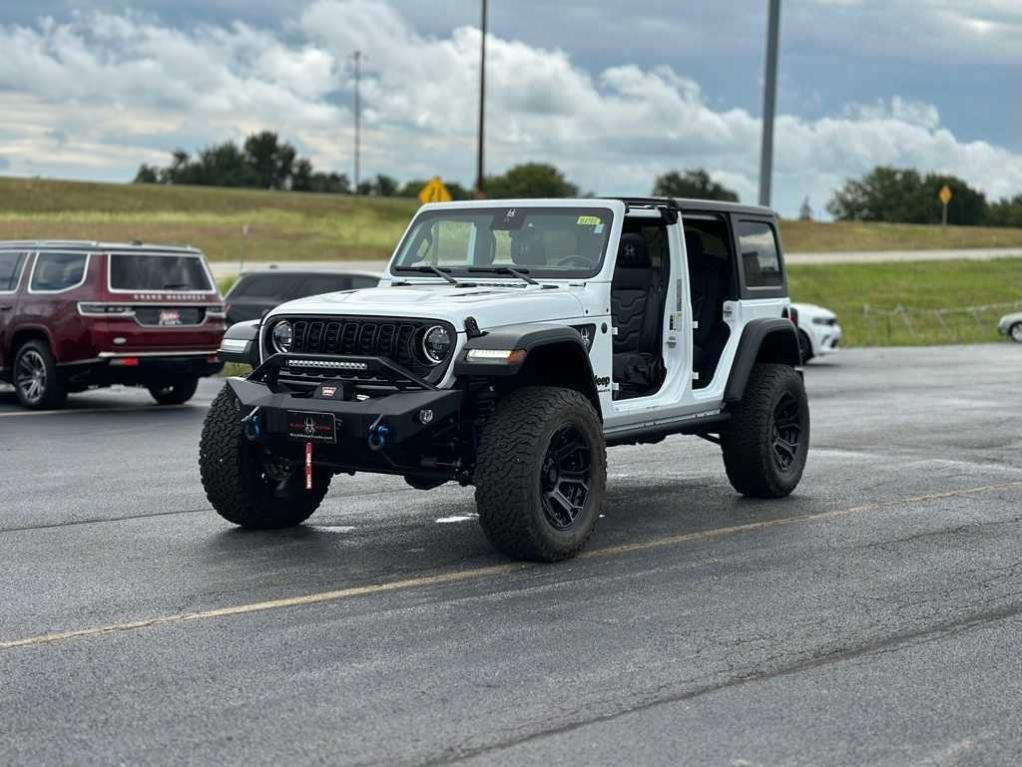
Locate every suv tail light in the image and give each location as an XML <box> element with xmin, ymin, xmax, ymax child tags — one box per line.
<box><xmin>786</xmin><ymin>305</ymin><xmax>800</xmax><ymax>326</ymax></box>
<box><xmin>207</xmin><ymin>304</ymin><xmax>227</xmax><ymax>319</ymax></box>
<box><xmin>78</xmin><ymin>303</ymin><xmax>135</xmax><ymax>317</ymax></box>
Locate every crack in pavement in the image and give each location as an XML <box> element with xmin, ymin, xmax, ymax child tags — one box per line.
<box><xmin>424</xmin><ymin>601</ymin><xmax>1022</xmax><ymax>766</ymax></box>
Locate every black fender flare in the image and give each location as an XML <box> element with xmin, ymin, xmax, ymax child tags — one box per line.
<box><xmin>218</xmin><ymin>319</ymin><xmax>262</xmax><ymax>367</ymax></box>
<box><xmin>454</xmin><ymin>323</ymin><xmax>601</xmax><ymax>415</ymax></box>
<box><xmin>723</xmin><ymin>318</ymin><xmax>801</xmax><ymax>403</ymax></box>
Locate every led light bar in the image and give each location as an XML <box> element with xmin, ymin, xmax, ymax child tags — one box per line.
<box><xmin>285</xmin><ymin>359</ymin><xmax>369</xmax><ymax>371</ymax></box>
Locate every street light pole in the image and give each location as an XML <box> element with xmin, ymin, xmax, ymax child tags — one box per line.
<box><xmin>758</xmin><ymin>0</ymin><xmax>781</xmax><ymax>207</ymax></box>
<box><xmin>353</xmin><ymin>49</ymin><xmax>362</xmax><ymax>194</ymax></box>
<box><xmin>475</xmin><ymin>0</ymin><xmax>488</xmax><ymax>196</ymax></box>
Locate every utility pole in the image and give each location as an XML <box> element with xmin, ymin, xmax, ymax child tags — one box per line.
<box><xmin>352</xmin><ymin>50</ymin><xmax>363</xmax><ymax>194</ymax></box>
<box><xmin>758</xmin><ymin>0</ymin><xmax>781</xmax><ymax>207</ymax></box>
<box><xmin>475</xmin><ymin>0</ymin><xmax>488</xmax><ymax>196</ymax></box>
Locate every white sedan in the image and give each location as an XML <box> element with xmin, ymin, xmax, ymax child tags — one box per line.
<box><xmin>997</xmin><ymin>311</ymin><xmax>1022</xmax><ymax>343</ymax></box>
<box><xmin>792</xmin><ymin>303</ymin><xmax>842</xmax><ymax>363</ymax></box>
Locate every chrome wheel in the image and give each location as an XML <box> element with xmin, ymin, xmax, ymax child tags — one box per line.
<box><xmin>1011</xmin><ymin>323</ymin><xmax>1022</xmax><ymax>343</ymax></box>
<box><xmin>15</xmin><ymin>349</ymin><xmax>47</xmax><ymax>406</ymax></box>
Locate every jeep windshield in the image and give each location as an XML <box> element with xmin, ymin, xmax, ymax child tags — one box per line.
<box><xmin>109</xmin><ymin>253</ymin><xmax>214</xmax><ymax>292</ymax></box>
<box><xmin>392</xmin><ymin>206</ymin><xmax>614</xmax><ymax>280</ymax></box>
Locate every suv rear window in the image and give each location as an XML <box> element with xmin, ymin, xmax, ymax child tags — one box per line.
<box><xmin>31</xmin><ymin>252</ymin><xmax>89</xmax><ymax>292</ymax></box>
<box><xmin>0</xmin><ymin>252</ymin><xmax>27</xmax><ymax>291</ymax></box>
<box><xmin>109</xmin><ymin>254</ymin><xmax>212</xmax><ymax>292</ymax></box>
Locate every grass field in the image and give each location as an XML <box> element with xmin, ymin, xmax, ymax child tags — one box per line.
<box><xmin>789</xmin><ymin>258</ymin><xmax>1022</xmax><ymax>346</ymax></box>
<box><xmin>4</xmin><ymin>177</ymin><xmax>1022</xmax><ymax>263</ymax></box>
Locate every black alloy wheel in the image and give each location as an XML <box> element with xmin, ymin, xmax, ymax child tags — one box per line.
<box><xmin>771</xmin><ymin>391</ymin><xmax>803</xmax><ymax>471</ymax></box>
<box><xmin>540</xmin><ymin>425</ymin><xmax>593</xmax><ymax>530</ymax></box>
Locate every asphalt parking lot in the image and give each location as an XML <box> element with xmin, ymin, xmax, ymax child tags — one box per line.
<box><xmin>2</xmin><ymin>343</ymin><xmax>1021</xmax><ymax>766</ymax></box>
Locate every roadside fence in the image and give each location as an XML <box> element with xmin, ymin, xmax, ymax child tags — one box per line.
<box><xmin>858</xmin><ymin>300</ymin><xmax>1022</xmax><ymax>346</ymax></box>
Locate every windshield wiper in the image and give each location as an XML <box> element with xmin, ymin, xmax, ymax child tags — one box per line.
<box><xmin>467</xmin><ymin>265</ymin><xmax>539</xmax><ymax>286</ymax></box>
<box><xmin>163</xmin><ymin>282</ymin><xmax>191</xmax><ymax>290</ymax></box>
<box><xmin>393</xmin><ymin>264</ymin><xmax>462</xmax><ymax>286</ymax></box>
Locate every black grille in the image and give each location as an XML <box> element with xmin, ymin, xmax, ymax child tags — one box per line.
<box><xmin>291</xmin><ymin>318</ymin><xmax>422</xmax><ymax>363</ymax></box>
<box><xmin>285</xmin><ymin>316</ymin><xmax>453</xmax><ymax>384</ymax></box>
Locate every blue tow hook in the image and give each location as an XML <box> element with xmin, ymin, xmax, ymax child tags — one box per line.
<box><xmin>367</xmin><ymin>422</ymin><xmax>390</xmax><ymax>452</ymax></box>
<box><xmin>241</xmin><ymin>408</ymin><xmax>263</xmax><ymax>442</ymax></box>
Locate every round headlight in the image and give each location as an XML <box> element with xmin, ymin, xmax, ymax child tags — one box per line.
<box><xmin>421</xmin><ymin>325</ymin><xmax>452</xmax><ymax>365</ymax></box>
<box><xmin>271</xmin><ymin>320</ymin><xmax>293</xmax><ymax>353</ymax></box>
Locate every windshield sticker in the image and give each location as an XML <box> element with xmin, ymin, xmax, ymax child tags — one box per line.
<box><xmin>576</xmin><ymin>215</ymin><xmax>601</xmax><ymax>226</ymax></box>
<box><xmin>594</xmin><ymin>223</ymin><xmax>605</xmax><ymax>234</ymax></box>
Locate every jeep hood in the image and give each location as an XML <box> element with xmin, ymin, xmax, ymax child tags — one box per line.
<box><xmin>267</xmin><ymin>283</ymin><xmax>586</xmax><ymax>330</ymax></box>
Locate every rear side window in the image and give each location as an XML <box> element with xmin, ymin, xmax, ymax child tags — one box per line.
<box><xmin>230</xmin><ymin>274</ymin><xmax>306</xmax><ymax>299</ymax></box>
<box><xmin>299</xmin><ymin>274</ymin><xmax>351</xmax><ymax>295</ymax></box>
<box><xmin>736</xmin><ymin>221</ymin><xmax>783</xmax><ymax>289</ymax></box>
<box><xmin>350</xmin><ymin>275</ymin><xmax>379</xmax><ymax>289</ymax></box>
<box><xmin>30</xmin><ymin>252</ymin><xmax>89</xmax><ymax>292</ymax></box>
<box><xmin>109</xmin><ymin>254</ymin><xmax>212</xmax><ymax>292</ymax></box>
<box><xmin>0</xmin><ymin>252</ymin><xmax>27</xmax><ymax>291</ymax></box>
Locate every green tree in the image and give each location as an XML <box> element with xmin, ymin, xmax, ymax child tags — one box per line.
<box><xmin>373</xmin><ymin>174</ymin><xmax>399</xmax><ymax>197</ymax></box>
<box><xmin>307</xmin><ymin>172</ymin><xmax>350</xmax><ymax>194</ymax></box>
<box><xmin>827</xmin><ymin>166</ymin><xmax>987</xmax><ymax>225</ymax></box>
<box><xmin>651</xmin><ymin>169</ymin><xmax>738</xmax><ymax>202</ymax></box>
<box><xmin>133</xmin><ymin>164</ymin><xmax>159</xmax><ymax>183</ymax></box>
<box><xmin>923</xmin><ymin>173</ymin><xmax>986</xmax><ymax>226</ymax></box>
<box><xmin>291</xmin><ymin>158</ymin><xmax>315</xmax><ymax>191</ymax></box>
<box><xmin>987</xmin><ymin>195</ymin><xmax>1022</xmax><ymax>228</ymax></box>
<box><xmin>243</xmin><ymin>131</ymin><xmax>296</xmax><ymax>190</ymax></box>
<box><xmin>132</xmin><ymin>133</ymin><xmax>353</xmax><ymax>194</ymax></box>
<box><xmin>196</xmin><ymin>142</ymin><xmax>254</xmax><ymax>187</ymax></box>
<box><xmin>484</xmin><ymin>163</ymin><xmax>578</xmax><ymax>198</ymax></box>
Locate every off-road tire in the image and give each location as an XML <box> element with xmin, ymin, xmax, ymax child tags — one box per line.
<box><xmin>14</xmin><ymin>340</ymin><xmax>67</xmax><ymax>410</ymax></box>
<box><xmin>199</xmin><ymin>385</ymin><xmax>331</xmax><ymax>528</ymax></box>
<box><xmin>798</xmin><ymin>329</ymin><xmax>814</xmax><ymax>363</ymax></box>
<box><xmin>1010</xmin><ymin>322</ymin><xmax>1022</xmax><ymax>343</ymax></box>
<box><xmin>474</xmin><ymin>386</ymin><xmax>606</xmax><ymax>562</ymax></box>
<box><xmin>721</xmin><ymin>363</ymin><xmax>809</xmax><ymax>498</ymax></box>
<box><xmin>148</xmin><ymin>376</ymin><xmax>199</xmax><ymax>405</ymax></box>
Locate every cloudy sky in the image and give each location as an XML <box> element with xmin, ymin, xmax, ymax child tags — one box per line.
<box><xmin>0</xmin><ymin>0</ymin><xmax>1019</xmax><ymax>216</ymax></box>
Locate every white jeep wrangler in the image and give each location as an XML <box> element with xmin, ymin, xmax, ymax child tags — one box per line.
<box><xmin>202</xmin><ymin>198</ymin><xmax>809</xmax><ymax>562</ymax></box>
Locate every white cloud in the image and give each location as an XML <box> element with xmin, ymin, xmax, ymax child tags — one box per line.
<box><xmin>0</xmin><ymin>0</ymin><xmax>1020</xmax><ymax>217</ymax></box>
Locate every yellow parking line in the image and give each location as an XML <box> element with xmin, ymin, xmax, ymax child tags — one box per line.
<box><xmin>3</xmin><ymin>479</ymin><xmax>1020</xmax><ymax>652</ymax></box>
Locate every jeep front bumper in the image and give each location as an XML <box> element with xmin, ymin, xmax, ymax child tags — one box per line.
<box><xmin>227</xmin><ymin>353</ymin><xmax>463</xmax><ymax>477</ymax></box>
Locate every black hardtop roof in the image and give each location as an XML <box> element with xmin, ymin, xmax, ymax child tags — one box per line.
<box><xmin>611</xmin><ymin>196</ymin><xmax>776</xmax><ymax>217</ymax></box>
<box><xmin>0</xmin><ymin>240</ymin><xmax>203</xmax><ymax>255</ymax></box>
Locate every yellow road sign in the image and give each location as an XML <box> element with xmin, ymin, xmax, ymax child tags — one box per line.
<box><xmin>939</xmin><ymin>185</ymin><xmax>953</xmax><ymax>206</ymax></box>
<box><xmin>418</xmin><ymin>177</ymin><xmax>452</xmax><ymax>205</ymax></box>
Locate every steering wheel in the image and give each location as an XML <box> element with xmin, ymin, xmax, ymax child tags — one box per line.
<box><xmin>555</xmin><ymin>255</ymin><xmax>593</xmax><ymax>268</ymax></box>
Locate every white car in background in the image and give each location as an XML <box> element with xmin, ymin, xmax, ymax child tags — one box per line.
<box><xmin>997</xmin><ymin>311</ymin><xmax>1022</xmax><ymax>343</ymax></box>
<box><xmin>792</xmin><ymin>303</ymin><xmax>842</xmax><ymax>362</ymax></box>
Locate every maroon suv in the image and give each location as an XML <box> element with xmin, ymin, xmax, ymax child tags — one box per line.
<box><xmin>0</xmin><ymin>241</ymin><xmax>225</xmax><ymax>409</ymax></box>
